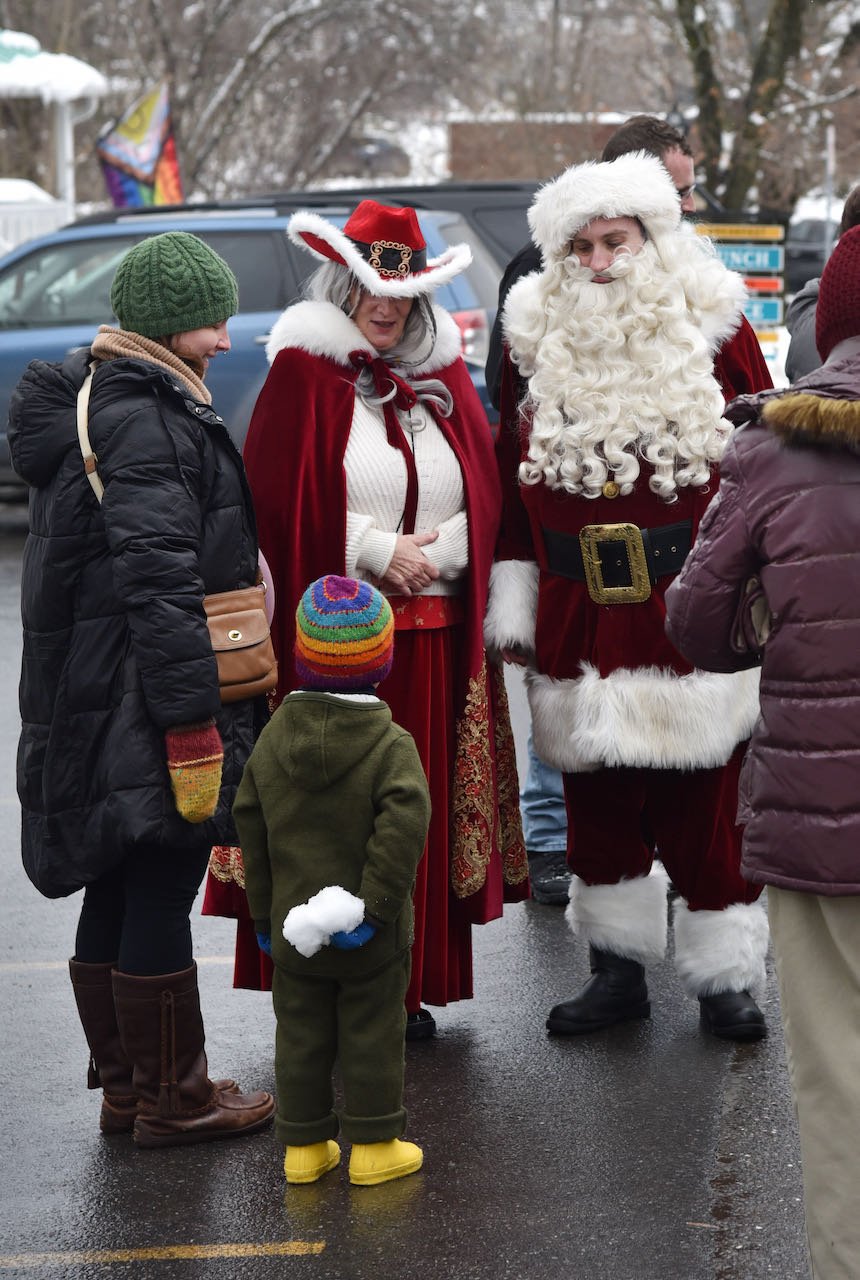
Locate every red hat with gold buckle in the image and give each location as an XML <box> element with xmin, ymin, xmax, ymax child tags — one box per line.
<box><xmin>289</xmin><ymin>198</ymin><xmax>472</xmax><ymax>298</ymax></box>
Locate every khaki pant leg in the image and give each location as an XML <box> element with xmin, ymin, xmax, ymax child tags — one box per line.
<box><xmin>768</xmin><ymin>887</ymin><xmax>860</xmax><ymax>1280</ymax></box>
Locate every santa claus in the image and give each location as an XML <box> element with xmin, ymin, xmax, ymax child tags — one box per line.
<box><xmin>486</xmin><ymin>152</ymin><xmax>768</xmax><ymax>1040</ymax></box>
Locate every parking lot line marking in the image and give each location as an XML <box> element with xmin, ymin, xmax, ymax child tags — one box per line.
<box><xmin>0</xmin><ymin>1242</ymin><xmax>325</xmax><ymax>1267</ymax></box>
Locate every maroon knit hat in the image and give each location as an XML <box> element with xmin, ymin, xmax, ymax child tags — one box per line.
<box><xmin>816</xmin><ymin>224</ymin><xmax>860</xmax><ymax>361</ymax></box>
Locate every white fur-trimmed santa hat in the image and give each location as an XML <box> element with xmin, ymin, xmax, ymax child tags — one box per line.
<box><xmin>528</xmin><ymin>152</ymin><xmax>681</xmax><ymax>265</ymax></box>
<box><xmin>289</xmin><ymin>199</ymin><xmax>472</xmax><ymax>298</ymax></box>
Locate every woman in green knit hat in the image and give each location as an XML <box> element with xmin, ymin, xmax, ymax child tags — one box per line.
<box><xmin>8</xmin><ymin>231</ymin><xmax>275</xmax><ymax>1148</ymax></box>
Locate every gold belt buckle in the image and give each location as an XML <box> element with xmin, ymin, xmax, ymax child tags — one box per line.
<box><xmin>579</xmin><ymin>523</ymin><xmax>652</xmax><ymax>604</ymax></box>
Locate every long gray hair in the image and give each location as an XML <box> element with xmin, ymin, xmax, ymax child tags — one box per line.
<box><xmin>307</xmin><ymin>260</ymin><xmax>454</xmax><ymax>418</ymax></box>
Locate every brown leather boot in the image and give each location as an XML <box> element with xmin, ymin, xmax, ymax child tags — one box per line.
<box><xmin>69</xmin><ymin>959</ymin><xmax>241</xmax><ymax>1134</ymax></box>
<box><xmin>112</xmin><ymin>963</ymin><xmax>274</xmax><ymax>1149</ymax></box>
<box><xmin>69</xmin><ymin>959</ymin><xmax>137</xmax><ymax>1134</ymax></box>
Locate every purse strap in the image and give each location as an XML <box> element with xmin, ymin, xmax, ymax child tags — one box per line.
<box><xmin>76</xmin><ymin>360</ymin><xmax>104</xmax><ymax>503</ymax></box>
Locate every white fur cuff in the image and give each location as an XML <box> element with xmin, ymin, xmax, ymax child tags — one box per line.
<box><xmin>672</xmin><ymin>900</ymin><xmax>769</xmax><ymax>997</ymax></box>
<box><xmin>565</xmin><ymin>865</ymin><xmax>669</xmax><ymax>963</ymax></box>
<box><xmin>483</xmin><ymin>559</ymin><xmax>539</xmax><ymax>655</ymax></box>
<box><xmin>282</xmin><ymin>886</ymin><xmax>365</xmax><ymax>958</ymax></box>
<box><xmin>528</xmin><ymin>663</ymin><xmax>760</xmax><ymax>773</ymax></box>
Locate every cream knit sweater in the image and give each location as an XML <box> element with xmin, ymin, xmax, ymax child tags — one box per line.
<box><xmin>344</xmin><ymin>396</ymin><xmax>468</xmax><ymax>596</ymax></box>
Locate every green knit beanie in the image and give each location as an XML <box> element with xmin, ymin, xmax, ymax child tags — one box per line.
<box><xmin>110</xmin><ymin>232</ymin><xmax>239</xmax><ymax>338</ymax></box>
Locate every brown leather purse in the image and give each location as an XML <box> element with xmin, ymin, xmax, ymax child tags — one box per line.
<box><xmin>77</xmin><ymin>362</ymin><xmax>278</xmax><ymax>704</ymax></box>
<box><xmin>203</xmin><ymin>582</ymin><xmax>278</xmax><ymax>703</ymax></box>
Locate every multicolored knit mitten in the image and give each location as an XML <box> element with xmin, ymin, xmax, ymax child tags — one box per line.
<box><xmin>165</xmin><ymin>720</ymin><xmax>224</xmax><ymax>824</ymax></box>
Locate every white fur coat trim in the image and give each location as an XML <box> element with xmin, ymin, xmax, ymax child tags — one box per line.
<box><xmin>528</xmin><ymin>154</ymin><xmax>681</xmax><ymax>262</ymax></box>
<box><xmin>526</xmin><ymin>663</ymin><xmax>760</xmax><ymax>773</ymax></box>
<box><xmin>282</xmin><ymin>885</ymin><xmax>365</xmax><ymax>958</ymax></box>
<box><xmin>288</xmin><ymin>210</ymin><xmax>472</xmax><ymax>298</ymax></box>
<box><xmin>265</xmin><ymin>298</ymin><xmax>463</xmax><ymax>373</ymax></box>
<box><xmin>483</xmin><ymin>559</ymin><xmax>539</xmax><ymax>654</ymax></box>
<box><xmin>672</xmin><ymin>901</ymin><xmax>769</xmax><ymax>997</ymax></box>
<box><xmin>565</xmin><ymin>864</ymin><xmax>670</xmax><ymax>962</ymax></box>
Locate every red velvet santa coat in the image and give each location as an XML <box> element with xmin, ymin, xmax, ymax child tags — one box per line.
<box><xmin>218</xmin><ymin>299</ymin><xmax>527</xmax><ymax>908</ymax></box>
<box><xmin>485</xmin><ymin>280</ymin><xmax>766</xmax><ymax>775</ymax></box>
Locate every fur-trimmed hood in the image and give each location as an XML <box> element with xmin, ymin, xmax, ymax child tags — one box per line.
<box><xmin>726</xmin><ymin>339</ymin><xmax>860</xmax><ymax>453</ymax></box>
<box><xmin>264</xmin><ymin>298</ymin><xmax>463</xmax><ymax>374</ymax></box>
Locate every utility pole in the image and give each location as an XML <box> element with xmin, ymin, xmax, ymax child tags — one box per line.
<box><xmin>823</xmin><ymin>121</ymin><xmax>837</xmax><ymax>261</ymax></box>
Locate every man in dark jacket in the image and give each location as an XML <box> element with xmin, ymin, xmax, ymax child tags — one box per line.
<box><xmin>665</xmin><ymin>225</ymin><xmax>860</xmax><ymax>1280</ymax></box>
<box><xmin>9</xmin><ymin>231</ymin><xmax>274</xmax><ymax>1148</ymax></box>
<box><xmin>785</xmin><ymin>184</ymin><xmax>860</xmax><ymax>382</ymax></box>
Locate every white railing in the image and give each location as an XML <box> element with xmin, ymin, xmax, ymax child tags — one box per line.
<box><xmin>0</xmin><ymin>201</ymin><xmax>71</xmax><ymax>255</ymax></box>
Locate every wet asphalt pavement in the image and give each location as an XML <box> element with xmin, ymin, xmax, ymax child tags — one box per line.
<box><xmin>0</xmin><ymin>508</ymin><xmax>809</xmax><ymax>1280</ymax></box>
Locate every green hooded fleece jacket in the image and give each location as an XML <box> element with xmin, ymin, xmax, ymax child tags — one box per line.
<box><xmin>233</xmin><ymin>692</ymin><xmax>431</xmax><ymax>979</ymax></box>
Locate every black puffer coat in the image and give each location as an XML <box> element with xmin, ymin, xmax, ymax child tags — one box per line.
<box><xmin>9</xmin><ymin>345</ymin><xmax>266</xmax><ymax>898</ymax></box>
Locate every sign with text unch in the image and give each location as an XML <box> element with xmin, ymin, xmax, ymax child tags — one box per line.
<box><xmin>696</xmin><ymin>221</ymin><xmax>786</xmax><ymax>358</ymax></box>
<box><xmin>715</xmin><ymin>244</ymin><xmax>784</xmax><ymax>274</ymax></box>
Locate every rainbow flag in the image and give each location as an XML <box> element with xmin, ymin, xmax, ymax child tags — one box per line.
<box><xmin>96</xmin><ymin>82</ymin><xmax>184</xmax><ymax>207</ymax></box>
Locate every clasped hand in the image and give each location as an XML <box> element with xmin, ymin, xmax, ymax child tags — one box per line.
<box><xmin>330</xmin><ymin>921</ymin><xmax>377</xmax><ymax>950</ymax></box>
<box><xmin>381</xmin><ymin>531</ymin><xmax>440</xmax><ymax>596</ymax></box>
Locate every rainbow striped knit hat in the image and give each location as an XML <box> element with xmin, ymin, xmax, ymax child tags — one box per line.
<box><xmin>295</xmin><ymin>576</ymin><xmax>395</xmax><ymax>691</ymax></box>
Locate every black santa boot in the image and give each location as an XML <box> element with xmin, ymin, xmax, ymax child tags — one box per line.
<box><xmin>546</xmin><ymin>945</ymin><xmax>650</xmax><ymax>1034</ymax></box>
<box><xmin>673</xmin><ymin>901</ymin><xmax>769</xmax><ymax>1042</ymax></box>
<box><xmin>546</xmin><ymin>867</ymin><xmax>669</xmax><ymax>1035</ymax></box>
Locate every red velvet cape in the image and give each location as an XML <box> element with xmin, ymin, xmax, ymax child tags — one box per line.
<box><xmin>245</xmin><ymin>343</ymin><xmax>500</xmax><ymax>714</ymax></box>
<box><xmin>243</xmin><ymin>334</ymin><xmax>527</xmax><ymax>902</ymax></box>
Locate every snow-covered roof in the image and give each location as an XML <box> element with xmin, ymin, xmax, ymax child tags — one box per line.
<box><xmin>0</xmin><ymin>178</ymin><xmax>59</xmax><ymax>204</ymax></box>
<box><xmin>0</xmin><ymin>28</ymin><xmax>108</xmax><ymax>104</ymax></box>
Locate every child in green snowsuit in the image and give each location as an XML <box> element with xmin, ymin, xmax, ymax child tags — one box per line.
<box><xmin>233</xmin><ymin>575</ymin><xmax>430</xmax><ymax>1187</ymax></box>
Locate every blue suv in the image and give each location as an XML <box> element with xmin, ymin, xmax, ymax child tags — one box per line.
<box><xmin>0</xmin><ymin>199</ymin><xmax>503</xmax><ymax>494</ymax></box>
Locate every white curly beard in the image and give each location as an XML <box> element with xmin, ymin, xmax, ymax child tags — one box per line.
<box><xmin>511</xmin><ymin>241</ymin><xmax>731</xmax><ymax>502</ymax></box>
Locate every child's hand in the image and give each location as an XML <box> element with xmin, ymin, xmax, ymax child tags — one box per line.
<box><xmin>329</xmin><ymin>922</ymin><xmax>377</xmax><ymax>950</ymax></box>
<box><xmin>255</xmin><ymin>931</ymin><xmax>272</xmax><ymax>956</ymax></box>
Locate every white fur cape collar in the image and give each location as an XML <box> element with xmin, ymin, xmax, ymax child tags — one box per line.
<box><xmin>265</xmin><ymin>299</ymin><xmax>463</xmax><ymax>374</ymax></box>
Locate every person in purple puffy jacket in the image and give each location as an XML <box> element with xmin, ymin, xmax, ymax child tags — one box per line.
<box><xmin>665</xmin><ymin>224</ymin><xmax>860</xmax><ymax>1280</ymax></box>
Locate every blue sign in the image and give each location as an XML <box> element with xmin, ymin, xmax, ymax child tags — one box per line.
<box><xmin>716</xmin><ymin>243</ymin><xmax>784</xmax><ymax>273</ymax></box>
<box><xmin>745</xmin><ymin>297</ymin><xmax>784</xmax><ymax>326</ymax></box>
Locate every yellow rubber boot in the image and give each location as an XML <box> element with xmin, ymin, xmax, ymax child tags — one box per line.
<box><xmin>284</xmin><ymin>1140</ymin><xmax>341</xmax><ymax>1184</ymax></box>
<box><xmin>349</xmin><ymin>1139</ymin><xmax>423</xmax><ymax>1186</ymax></box>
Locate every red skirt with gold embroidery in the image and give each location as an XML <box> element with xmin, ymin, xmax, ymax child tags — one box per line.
<box><xmin>202</xmin><ymin>595</ymin><xmax>528</xmax><ymax>1003</ymax></box>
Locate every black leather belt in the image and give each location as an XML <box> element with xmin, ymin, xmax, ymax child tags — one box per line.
<box><xmin>542</xmin><ymin>520</ymin><xmax>693</xmax><ymax>604</ymax></box>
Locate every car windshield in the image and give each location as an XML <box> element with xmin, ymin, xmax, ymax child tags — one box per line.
<box><xmin>0</xmin><ymin>230</ymin><xmax>287</xmax><ymax>330</ymax></box>
<box><xmin>0</xmin><ymin>240</ymin><xmax>129</xmax><ymax>329</ymax></box>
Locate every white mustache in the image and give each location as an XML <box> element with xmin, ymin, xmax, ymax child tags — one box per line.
<box><xmin>585</xmin><ymin>250</ymin><xmax>637</xmax><ymax>282</ymax></box>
